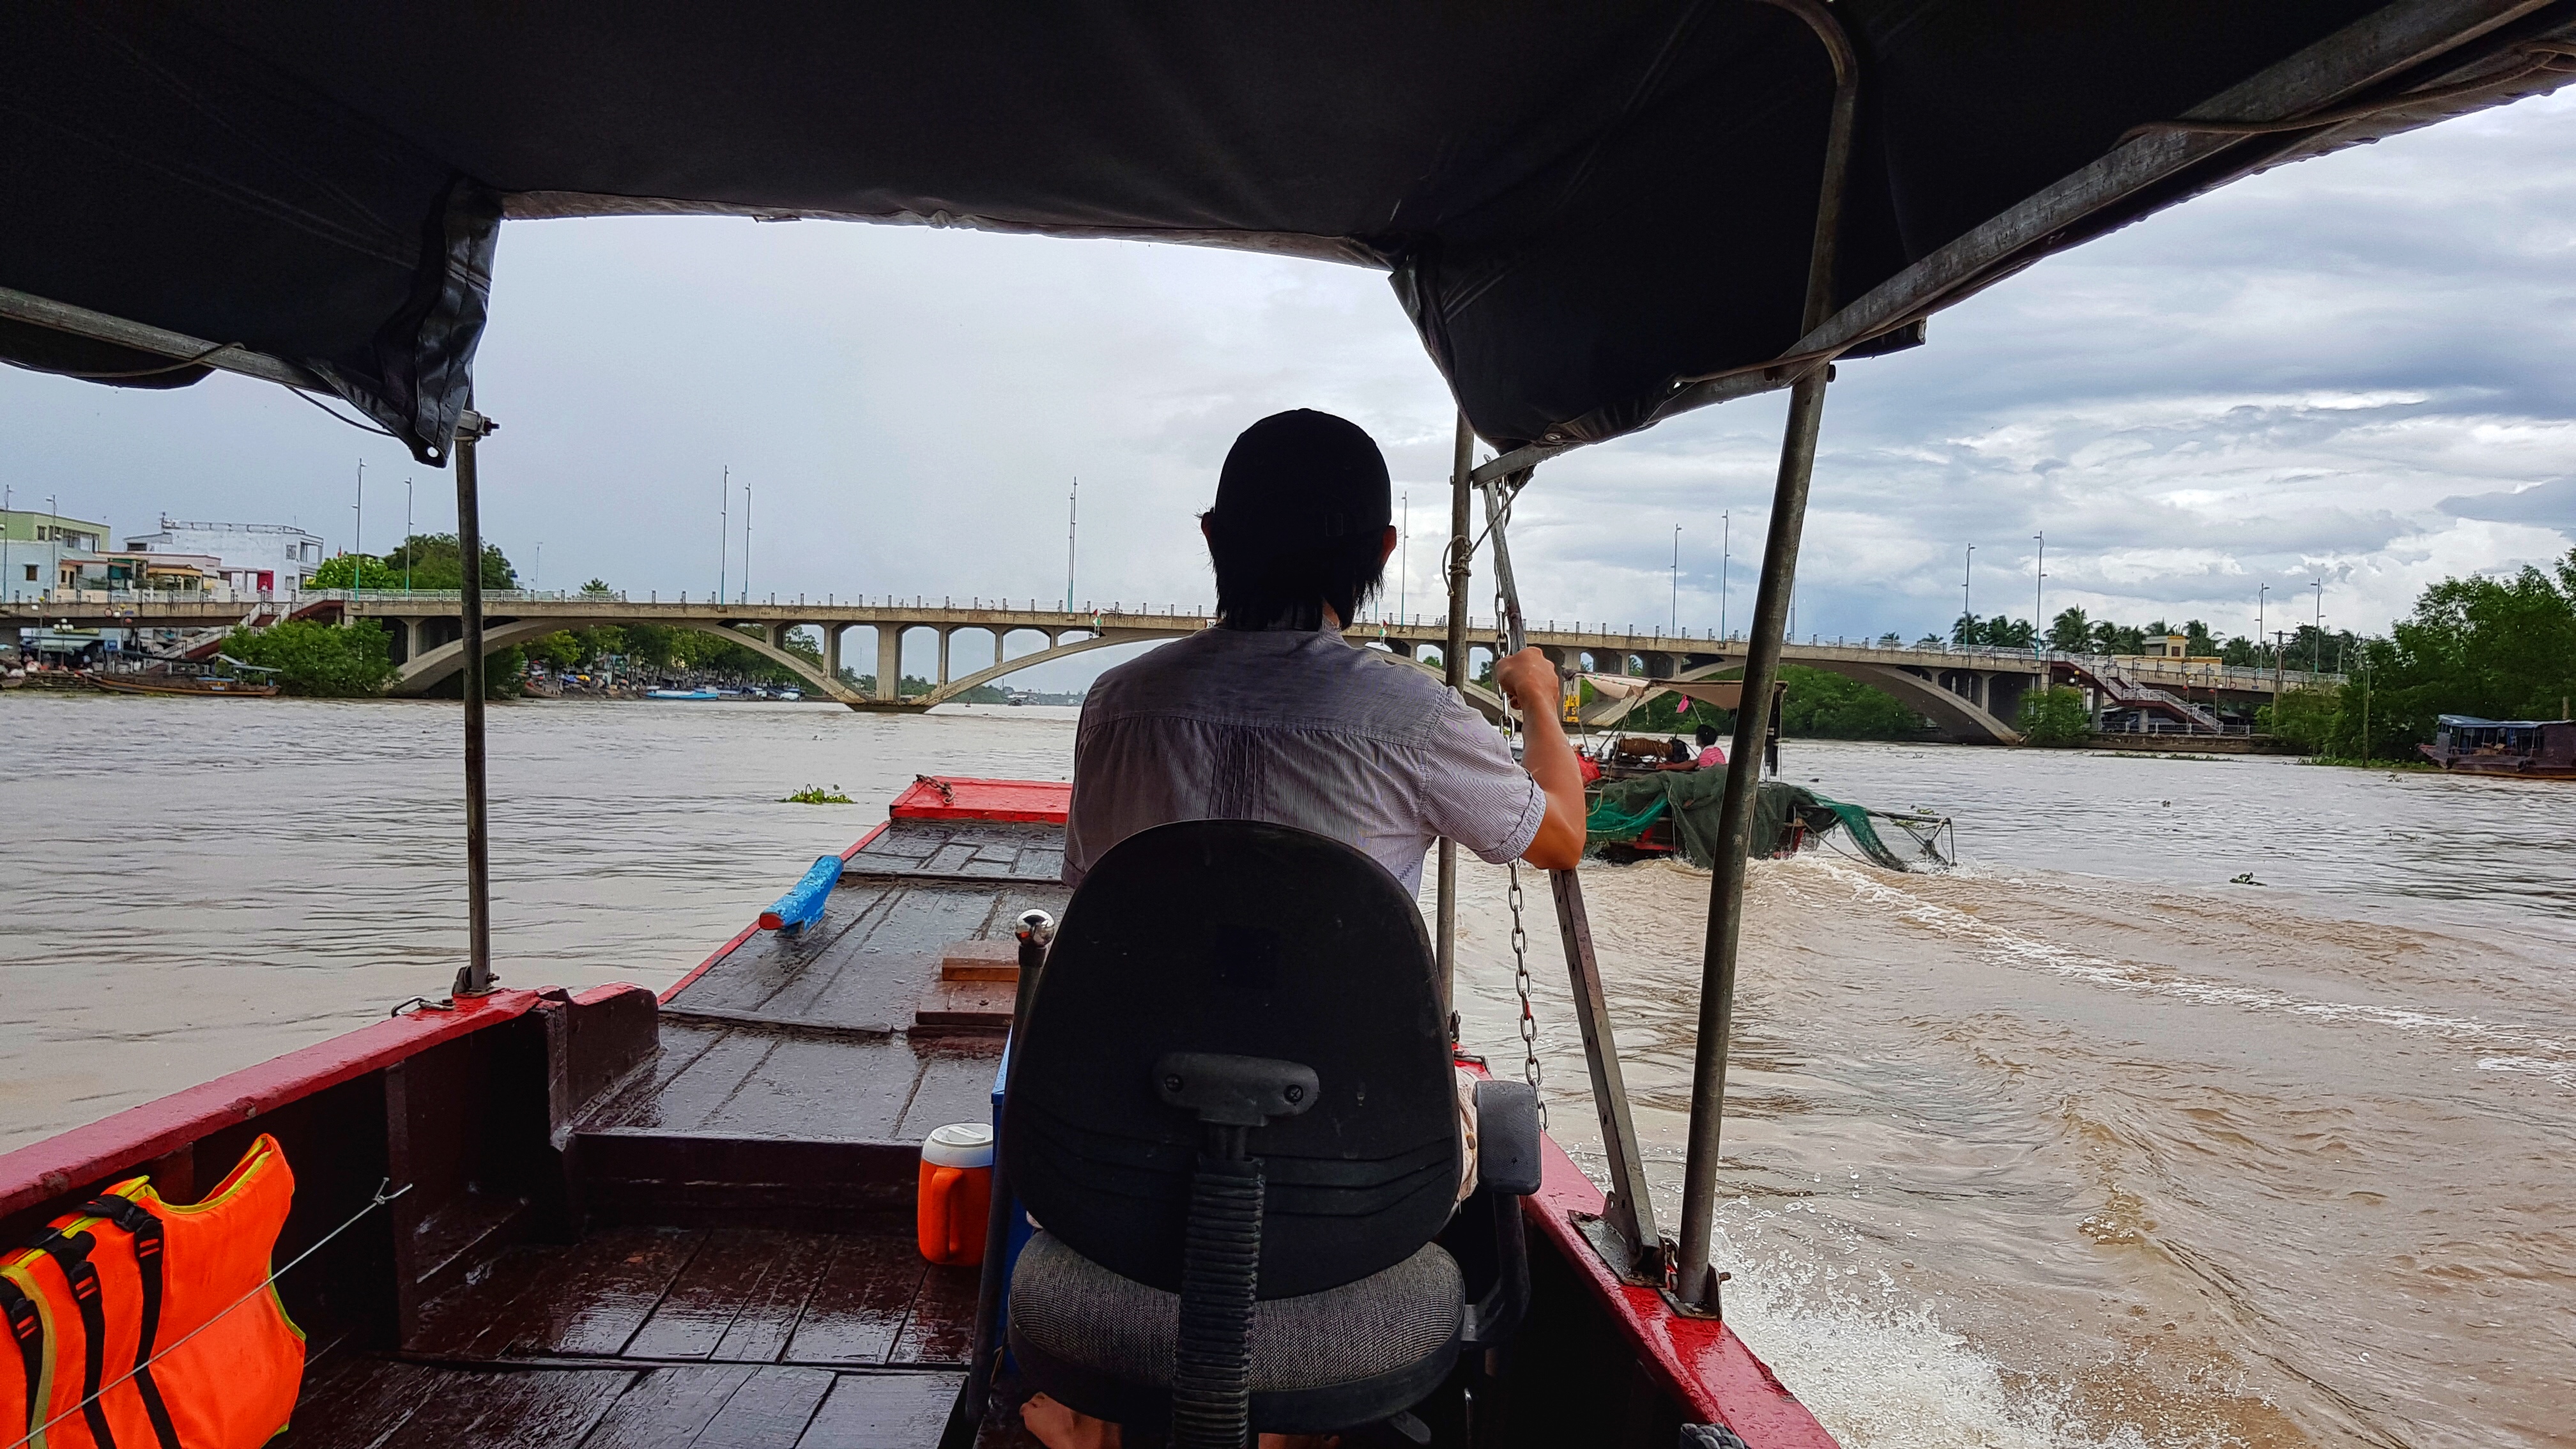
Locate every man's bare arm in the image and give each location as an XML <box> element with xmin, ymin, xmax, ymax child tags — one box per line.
<box><xmin>1494</xmin><ymin>648</ymin><xmax>1586</xmax><ymax>870</ymax></box>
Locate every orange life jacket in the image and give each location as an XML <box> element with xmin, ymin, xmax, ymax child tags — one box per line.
<box><xmin>0</xmin><ymin>1134</ymin><xmax>303</xmax><ymax>1449</ymax></box>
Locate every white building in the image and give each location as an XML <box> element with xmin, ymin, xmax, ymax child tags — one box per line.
<box><xmin>123</xmin><ymin>517</ymin><xmax>325</xmax><ymax>597</ymax></box>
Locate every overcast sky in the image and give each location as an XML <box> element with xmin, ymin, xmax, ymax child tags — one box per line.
<box><xmin>6</xmin><ymin>88</ymin><xmax>2573</xmax><ymax>686</ymax></box>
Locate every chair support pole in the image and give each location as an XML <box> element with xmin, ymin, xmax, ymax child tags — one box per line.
<box><xmin>1673</xmin><ymin>0</ymin><xmax>1857</xmax><ymax>1313</ymax></box>
<box><xmin>961</xmin><ymin>913</ymin><xmax>1055</xmax><ymax>1434</ymax></box>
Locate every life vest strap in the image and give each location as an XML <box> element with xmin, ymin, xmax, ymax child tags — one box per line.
<box><xmin>33</xmin><ymin>1230</ymin><xmax>114</xmax><ymax>1449</ymax></box>
<box><xmin>0</xmin><ymin>1275</ymin><xmax>42</xmax><ymax>1445</ymax></box>
<box><xmin>80</xmin><ymin>1199</ymin><xmax>180</xmax><ymax>1449</ymax></box>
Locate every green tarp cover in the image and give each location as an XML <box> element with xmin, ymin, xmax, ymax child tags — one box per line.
<box><xmin>1585</xmin><ymin>771</ymin><xmax>1919</xmax><ymax>872</ymax></box>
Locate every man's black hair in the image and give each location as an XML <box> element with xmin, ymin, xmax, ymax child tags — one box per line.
<box><xmin>1202</xmin><ymin>410</ymin><xmax>1392</xmax><ymax>630</ymax></box>
<box><xmin>1696</xmin><ymin>723</ymin><xmax>1720</xmax><ymax>747</ymax></box>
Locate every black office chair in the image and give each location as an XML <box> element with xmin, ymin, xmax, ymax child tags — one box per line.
<box><xmin>1002</xmin><ymin>820</ymin><xmax>1538</xmax><ymax>1447</ymax></box>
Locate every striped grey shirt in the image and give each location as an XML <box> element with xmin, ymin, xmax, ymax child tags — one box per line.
<box><xmin>1064</xmin><ymin>626</ymin><xmax>1545</xmax><ymax>894</ymax></box>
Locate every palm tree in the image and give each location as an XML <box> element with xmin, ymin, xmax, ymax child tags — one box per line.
<box><xmin>2048</xmin><ymin>606</ymin><xmax>2092</xmax><ymax>652</ymax></box>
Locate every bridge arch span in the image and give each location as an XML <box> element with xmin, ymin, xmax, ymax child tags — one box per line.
<box><xmin>1575</xmin><ymin>656</ymin><xmax>2023</xmax><ymax>743</ymax></box>
<box><xmin>917</xmin><ymin>627</ymin><xmax>1188</xmax><ymax>706</ymax></box>
<box><xmin>390</xmin><ymin>617</ymin><xmax>864</xmax><ymax>704</ymax></box>
<box><xmin>1788</xmin><ymin>659</ymin><xmax>2022</xmax><ymax>743</ymax></box>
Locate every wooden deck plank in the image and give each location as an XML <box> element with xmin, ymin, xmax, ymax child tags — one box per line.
<box><xmin>744</xmin><ymin>894</ymin><xmax>947</xmax><ymax>1028</ymax></box>
<box><xmin>851</xmin><ymin>824</ymin><xmax>948</xmax><ymax>861</ymax></box>
<box><xmin>578</xmin><ymin>1365</ymin><xmax>760</xmax><ymax>1449</ymax></box>
<box><xmin>526</xmin><ymin>1229</ymin><xmax>710</xmax><ymax>1357</ymax></box>
<box><xmin>693</xmin><ymin>1036</ymin><xmax>921</xmax><ymax>1141</ymax></box>
<box><xmin>374</xmin><ymin>1365</ymin><xmax>636</xmax><ymax>1449</ymax></box>
<box><xmin>894</xmin><ymin>1050</ymin><xmax>999</xmax><ymax>1139</ymax></box>
<box><xmin>410</xmin><ymin>1227</ymin><xmax>700</xmax><ymax>1360</ymax></box>
<box><xmin>791</xmin><ymin>889</ymin><xmax>1002</xmax><ymax>1030</ymax></box>
<box><xmin>577</xmin><ymin>1023</ymin><xmax>728</xmax><ymax>1131</ymax></box>
<box><xmin>588</xmin><ymin>1032</ymin><xmax>781</xmax><ymax>1134</ymax></box>
<box><xmin>624</xmin><ymin>1229</ymin><xmax>797</xmax><ymax>1360</ymax></box>
<box><xmin>799</xmin><ymin>1372</ymin><xmax>965</xmax><ymax>1448</ymax></box>
<box><xmin>690</xmin><ymin>1366</ymin><xmax>839</xmax><ymax>1449</ymax></box>
<box><xmin>709</xmin><ymin>1233</ymin><xmax>838</xmax><ymax>1363</ymax></box>
<box><xmin>273</xmin><ymin>1352</ymin><xmax>449</xmax><ymax>1448</ymax></box>
<box><xmin>784</xmin><ymin>1236</ymin><xmax>928</xmax><ymax>1367</ymax></box>
<box><xmin>666</xmin><ymin>886</ymin><xmax>900</xmax><ymax>1017</ymax></box>
<box><xmin>406</xmin><ymin>1233</ymin><xmax>636</xmax><ymax>1359</ymax></box>
<box><xmin>888</xmin><ymin>1265</ymin><xmax>980</xmax><ymax>1367</ymax></box>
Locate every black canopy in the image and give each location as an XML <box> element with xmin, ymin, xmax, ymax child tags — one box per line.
<box><xmin>5</xmin><ymin>0</ymin><xmax>2570</xmax><ymax>464</ymax></box>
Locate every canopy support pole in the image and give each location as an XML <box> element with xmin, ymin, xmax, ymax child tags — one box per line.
<box><xmin>1435</xmin><ymin>411</ymin><xmax>1475</xmax><ymax>1014</ymax></box>
<box><xmin>1480</xmin><ymin>473</ymin><xmax>1662</xmax><ymax>1282</ymax></box>
<box><xmin>1673</xmin><ymin>0</ymin><xmax>1857</xmax><ymax>1315</ymax></box>
<box><xmin>452</xmin><ymin>409</ymin><xmax>498</xmax><ymax>998</ymax></box>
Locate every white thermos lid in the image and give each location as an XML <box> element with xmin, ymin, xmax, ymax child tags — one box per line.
<box><xmin>921</xmin><ymin>1121</ymin><xmax>995</xmax><ymax>1169</ymax></box>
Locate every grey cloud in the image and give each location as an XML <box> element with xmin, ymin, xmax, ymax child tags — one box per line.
<box><xmin>2439</xmin><ymin>477</ymin><xmax>2576</xmax><ymax>528</ymax></box>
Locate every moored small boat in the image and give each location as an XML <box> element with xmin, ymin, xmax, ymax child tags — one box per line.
<box><xmin>86</xmin><ymin>671</ymin><xmax>280</xmax><ymax>698</ymax></box>
<box><xmin>2419</xmin><ymin>715</ymin><xmax>2576</xmax><ymax>778</ymax></box>
<box><xmin>644</xmin><ymin>686</ymin><xmax>722</xmax><ymax>701</ymax></box>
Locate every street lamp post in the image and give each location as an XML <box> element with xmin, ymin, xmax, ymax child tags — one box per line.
<box><xmin>1399</xmin><ymin>490</ymin><xmax>1409</xmax><ymax>622</ymax></box>
<box><xmin>353</xmin><ymin>459</ymin><xmax>365</xmax><ymax>610</ymax></box>
<box><xmin>1719</xmin><ymin>510</ymin><xmax>1730</xmax><ymax>641</ymax></box>
<box><xmin>1671</xmin><ymin>525</ymin><xmax>1681</xmax><ymax>634</ymax></box>
<box><xmin>2312</xmin><ymin>578</ymin><xmax>2324</xmax><ymax>679</ymax></box>
<box><xmin>2032</xmin><ymin>532</ymin><xmax>2045</xmax><ymax>647</ymax></box>
<box><xmin>2257</xmin><ymin>583</ymin><xmax>2268</xmax><ymax>671</ymax></box>
<box><xmin>1961</xmin><ymin>544</ymin><xmax>1975</xmax><ymax>644</ymax></box>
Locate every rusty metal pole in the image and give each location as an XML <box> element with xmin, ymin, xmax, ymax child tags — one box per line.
<box><xmin>453</xmin><ymin>408</ymin><xmax>497</xmax><ymax>997</ymax></box>
<box><xmin>1675</xmin><ymin>0</ymin><xmax>1855</xmax><ymax>1312</ymax></box>
<box><xmin>1436</xmin><ymin>411</ymin><xmax>1475</xmax><ymax>1012</ymax></box>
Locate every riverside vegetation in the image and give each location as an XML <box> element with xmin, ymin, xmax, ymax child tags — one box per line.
<box><xmin>2259</xmin><ymin>548</ymin><xmax>2576</xmax><ymax>762</ymax></box>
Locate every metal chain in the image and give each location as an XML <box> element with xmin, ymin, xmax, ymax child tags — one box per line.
<box><xmin>1489</xmin><ymin>486</ymin><xmax>1544</xmax><ymax>1123</ymax></box>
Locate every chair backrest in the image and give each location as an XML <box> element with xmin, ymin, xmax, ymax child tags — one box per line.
<box><xmin>1004</xmin><ymin>820</ymin><xmax>1459</xmax><ymax>1300</ymax></box>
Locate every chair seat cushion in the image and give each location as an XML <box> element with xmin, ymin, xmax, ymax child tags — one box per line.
<box><xmin>1008</xmin><ymin>1230</ymin><xmax>1464</xmax><ymax>1433</ymax></box>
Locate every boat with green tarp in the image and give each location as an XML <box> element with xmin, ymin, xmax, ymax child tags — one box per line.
<box><xmin>1586</xmin><ymin>770</ymin><xmax>1954</xmax><ymax>873</ymax></box>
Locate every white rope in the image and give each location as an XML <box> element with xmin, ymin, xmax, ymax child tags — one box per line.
<box><xmin>4</xmin><ymin>1179</ymin><xmax>412</xmax><ymax>1449</ymax></box>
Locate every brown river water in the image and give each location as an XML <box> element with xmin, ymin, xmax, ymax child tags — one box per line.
<box><xmin>2</xmin><ymin>693</ymin><xmax>2569</xmax><ymax>1449</ymax></box>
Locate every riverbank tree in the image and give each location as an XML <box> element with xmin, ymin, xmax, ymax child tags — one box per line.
<box><xmin>2264</xmin><ymin>549</ymin><xmax>2576</xmax><ymax>756</ymax></box>
<box><xmin>309</xmin><ymin>533</ymin><xmax>516</xmax><ymax>592</ymax></box>
<box><xmin>221</xmin><ymin>618</ymin><xmax>397</xmax><ymax>696</ymax></box>
<box><xmin>2016</xmin><ymin>686</ymin><xmax>2091</xmax><ymax>746</ymax></box>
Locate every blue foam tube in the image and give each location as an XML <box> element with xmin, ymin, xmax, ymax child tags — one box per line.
<box><xmin>759</xmin><ymin>854</ymin><xmax>844</xmax><ymax>931</ymax></box>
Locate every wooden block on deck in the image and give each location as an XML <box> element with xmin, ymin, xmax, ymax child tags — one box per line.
<box><xmin>939</xmin><ymin>939</ymin><xmax>1020</xmax><ymax>983</ymax></box>
<box><xmin>914</xmin><ymin>979</ymin><xmax>1013</xmax><ymax>1032</ymax></box>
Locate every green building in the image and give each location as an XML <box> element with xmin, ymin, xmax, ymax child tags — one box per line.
<box><xmin>1</xmin><ymin>507</ymin><xmax>111</xmax><ymax>598</ymax></box>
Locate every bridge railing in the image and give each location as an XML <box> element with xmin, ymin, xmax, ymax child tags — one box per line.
<box><xmin>2</xmin><ymin>587</ymin><xmax>285</xmax><ymax>608</ymax></box>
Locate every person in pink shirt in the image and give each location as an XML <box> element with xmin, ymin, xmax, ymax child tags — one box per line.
<box><xmin>1693</xmin><ymin>723</ymin><xmax>1728</xmax><ymax>769</ymax></box>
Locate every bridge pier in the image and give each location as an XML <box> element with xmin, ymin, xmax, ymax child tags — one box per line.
<box><xmin>936</xmin><ymin>629</ymin><xmax>951</xmax><ymax>687</ymax></box>
<box><xmin>877</xmin><ymin>625</ymin><xmax>903</xmax><ymax>702</ymax></box>
<box><xmin>823</xmin><ymin>624</ymin><xmax>843</xmax><ymax>682</ymax></box>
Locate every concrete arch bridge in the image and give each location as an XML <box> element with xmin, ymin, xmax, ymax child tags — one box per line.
<box><xmin>14</xmin><ymin>590</ymin><xmax>2310</xmax><ymax>740</ymax></box>
<box><xmin>303</xmin><ymin>592</ymin><xmax>2046</xmax><ymax>740</ymax></box>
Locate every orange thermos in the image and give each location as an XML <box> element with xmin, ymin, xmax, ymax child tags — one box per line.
<box><xmin>916</xmin><ymin>1123</ymin><xmax>995</xmax><ymax>1265</ymax></box>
